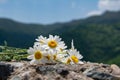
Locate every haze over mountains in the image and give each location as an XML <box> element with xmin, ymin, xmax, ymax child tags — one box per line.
<box><xmin>0</xmin><ymin>11</ymin><xmax>120</xmax><ymax>65</ymax></box>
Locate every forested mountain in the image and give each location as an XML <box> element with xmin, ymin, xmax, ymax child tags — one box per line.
<box><xmin>0</xmin><ymin>18</ymin><xmax>62</xmax><ymax>47</ymax></box>
<box><xmin>0</xmin><ymin>11</ymin><xmax>120</xmax><ymax>65</ymax></box>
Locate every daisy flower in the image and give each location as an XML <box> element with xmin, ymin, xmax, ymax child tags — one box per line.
<box><xmin>55</xmin><ymin>53</ymin><xmax>68</xmax><ymax>63</ymax></box>
<box><xmin>43</xmin><ymin>50</ymin><xmax>57</xmax><ymax>63</ymax></box>
<box><xmin>27</xmin><ymin>34</ymin><xmax>84</xmax><ymax>65</ymax></box>
<box><xmin>42</xmin><ymin>35</ymin><xmax>67</xmax><ymax>53</ymax></box>
<box><xmin>27</xmin><ymin>46</ymin><xmax>47</xmax><ymax>64</ymax></box>
<box><xmin>35</xmin><ymin>35</ymin><xmax>47</xmax><ymax>46</ymax></box>
<box><xmin>62</xmin><ymin>40</ymin><xmax>83</xmax><ymax>64</ymax></box>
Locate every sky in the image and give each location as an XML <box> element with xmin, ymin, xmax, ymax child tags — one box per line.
<box><xmin>0</xmin><ymin>0</ymin><xmax>120</xmax><ymax>24</ymax></box>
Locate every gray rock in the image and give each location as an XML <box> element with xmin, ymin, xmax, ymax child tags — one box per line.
<box><xmin>56</xmin><ymin>68</ymin><xmax>69</xmax><ymax>77</ymax></box>
<box><xmin>84</xmin><ymin>71</ymin><xmax>117</xmax><ymax>80</ymax></box>
<box><xmin>0</xmin><ymin>61</ymin><xmax>119</xmax><ymax>80</ymax></box>
<box><xmin>36</xmin><ymin>65</ymin><xmax>55</xmax><ymax>74</ymax></box>
<box><xmin>8</xmin><ymin>62</ymin><xmax>24</xmax><ymax>68</ymax></box>
<box><xmin>83</xmin><ymin>66</ymin><xmax>120</xmax><ymax>80</ymax></box>
<box><xmin>111</xmin><ymin>64</ymin><xmax>120</xmax><ymax>75</ymax></box>
<box><xmin>0</xmin><ymin>62</ymin><xmax>14</xmax><ymax>80</ymax></box>
<box><xmin>11</xmin><ymin>75</ymin><xmax>21</xmax><ymax>80</ymax></box>
<box><xmin>67</xmin><ymin>71</ymin><xmax>93</xmax><ymax>80</ymax></box>
<box><xmin>101</xmin><ymin>64</ymin><xmax>110</xmax><ymax>68</ymax></box>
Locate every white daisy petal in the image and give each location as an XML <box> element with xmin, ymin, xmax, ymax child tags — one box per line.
<box><xmin>78</xmin><ymin>61</ymin><xmax>84</xmax><ymax>64</ymax></box>
<box><xmin>30</xmin><ymin>59</ymin><xmax>37</xmax><ymax>65</ymax></box>
<box><xmin>27</xmin><ymin>47</ymin><xmax>35</xmax><ymax>54</ymax></box>
<box><xmin>27</xmin><ymin>54</ymin><xmax>34</xmax><ymax>59</ymax></box>
<box><xmin>49</xmin><ymin>35</ymin><xmax>53</xmax><ymax>40</ymax></box>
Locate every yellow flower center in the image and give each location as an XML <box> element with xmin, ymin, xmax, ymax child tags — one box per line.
<box><xmin>71</xmin><ymin>55</ymin><xmax>79</xmax><ymax>63</ymax></box>
<box><xmin>66</xmin><ymin>58</ymin><xmax>71</xmax><ymax>64</ymax></box>
<box><xmin>48</xmin><ymin>40</ymin><xmax>57</xmax><ymax>48</ymax></box>
<box><xmin>53</xmin><ymin>54</ymin><xmax>57</xmax><ymax>60</ymax></box>
<box><xmin>45</xmin><ymin>55</ymin><xmax>51</xmax><ymax>60</ymax></box>
<box><xmin>34</xmin><ymin>51</ymin><xmax>42</xmax><ymax>60</ymax></box>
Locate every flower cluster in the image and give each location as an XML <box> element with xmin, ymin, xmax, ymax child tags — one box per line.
<box><xmin>27</xmin><ymin>35</ymin><xmax>83</xmax><ymax>65</ymax></box>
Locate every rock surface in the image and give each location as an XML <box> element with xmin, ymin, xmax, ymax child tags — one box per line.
<box><xmin>0</xmin><ymin>62</ymin><xmax>14</xmax><ymax>80</ymax></box>
<box><xmin>0</xmin><ymin>61</ymin><xmax>120</xmax><ymax>80</ymax></box>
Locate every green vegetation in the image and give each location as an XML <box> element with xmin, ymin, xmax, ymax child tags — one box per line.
<box><xmin>0</xmin><ymin>46</ymin><xmax>28</xmax><ymax>61</ymax></box>
<box><xmin>108</xmin><ymin>55</ymin><xmax>120</xmax><ymax>66</ymax></box>
<box><xmin>0</xmin><ymin>11</ymin><xmax>120</xmax><ymax>65</ymax></box>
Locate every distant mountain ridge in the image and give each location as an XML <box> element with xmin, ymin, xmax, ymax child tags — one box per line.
<box><xmin>0</xmin><ymin>11</ymin><xmax>120</xmax><ymax>65</ymax></box>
